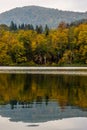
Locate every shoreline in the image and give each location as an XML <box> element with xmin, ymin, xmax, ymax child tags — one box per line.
<box><xmin>0</xmin><ymin>67</ymin><xmax>87</xmax><ymax>75</ymax></box>
<box><xmin>0</xmin><ymin>66</ymin><xmax>87</xmax><ymax>70</ymax></box>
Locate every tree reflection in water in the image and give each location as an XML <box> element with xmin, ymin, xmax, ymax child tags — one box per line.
<box><xmin>0</xmin><ymin>74</ymin><xmax>87</xmax><ymax>109</ymax></box>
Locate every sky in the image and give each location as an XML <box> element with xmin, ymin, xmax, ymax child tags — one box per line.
<box><xmin>0</xmin><ymin>0</ymin><xmax>87</xmax><ymax>13</ymax></box>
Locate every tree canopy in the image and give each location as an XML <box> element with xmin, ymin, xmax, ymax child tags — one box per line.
<box><xmin>0</xmin><ymin>21</ymin><xmax>87</xmax><ymax>66</ymax></box>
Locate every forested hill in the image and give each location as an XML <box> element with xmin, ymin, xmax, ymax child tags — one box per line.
<box><xmin>0</xmin><ymin>6</ymin><xmax>87</xmax><ymax>28</ymax></box>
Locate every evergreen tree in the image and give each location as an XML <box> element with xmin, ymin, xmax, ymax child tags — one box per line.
<box><xmin>30</xmin><ymin>24</ymin><xmax>34</xmax><ymax>30</ymax></box>
<box><xmin>35</xmin><ymin>25</ymin><xmax>43</xmax><ymax>34</ymax></box>
<box><xmin>20</xmin><ymin>23</ymin><xmax>25</xmax><ymax>29</ymax></box>
<box><xmin>10</xmin><ymin>21</ymin><xmax>17</xmax><ymax>31</ymax></box>
<box><xmin>44</xmin><ymin>24</ymin><xmax>49</xmax><ymax>36</ymax></box>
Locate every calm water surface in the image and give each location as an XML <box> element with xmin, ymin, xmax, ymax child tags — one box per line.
<box><xmin>0</xmin><ymin>73</ymin><xmax>87</xmax><ymax>130</ymax></box>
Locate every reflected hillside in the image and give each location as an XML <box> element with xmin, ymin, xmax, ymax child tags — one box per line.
<box><xmin>0</xmin><ymin>74</ymin><xmax>87</xmax><ymax>109</ymax></box>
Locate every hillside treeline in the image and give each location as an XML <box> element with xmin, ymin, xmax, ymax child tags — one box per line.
<box><xmin>0</xmin><ymin>21</ymin><xmax>87</xmax><ymax>66</ymax></box>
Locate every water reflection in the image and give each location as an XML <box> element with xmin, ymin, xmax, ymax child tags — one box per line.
<box><xmin>0</xmin><ymin>116</ymin><xmax>87</xmax><ymax>130</ymax></box>
<box><xmin>0</xmin><ymin>74</ymin><xmax>87</xmax><ymax>123</ymax></box>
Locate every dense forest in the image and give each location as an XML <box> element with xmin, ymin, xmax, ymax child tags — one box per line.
<box><xmin>0</xmin><ymin>21</ymin><xmax>87</xmax><ymax>66</ymax></box>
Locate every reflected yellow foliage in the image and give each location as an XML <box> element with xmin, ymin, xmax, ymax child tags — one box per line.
<box><xmin>0</xmin><ymin>74</ymin><xmax>87</xmax><ymax>110</ymax></box>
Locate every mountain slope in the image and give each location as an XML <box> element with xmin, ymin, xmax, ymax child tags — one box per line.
<box><xmin>0</xmin><ymin>6</ymin><xmax>87</xmax><ymax>28</ymax></box>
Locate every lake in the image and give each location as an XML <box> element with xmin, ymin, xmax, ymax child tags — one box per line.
<box><xmin>0</xmin><ymin>71</ymin><xmax>87</xmax><ymax>130</ymax></box>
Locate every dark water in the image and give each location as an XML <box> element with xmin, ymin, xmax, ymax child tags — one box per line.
<box><xmin>0</xmin><ymin>73</ymin><xmax>87</xmax><ymax>129</ymax></box>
